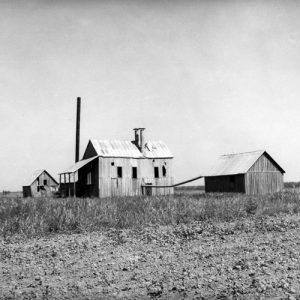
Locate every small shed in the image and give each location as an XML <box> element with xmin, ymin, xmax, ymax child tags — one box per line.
<box><xmin>59</xmin><ymin>128</ymin><xmax>174</xmax><ymax>198</ymax></box>
<box><xmin>205</xmin><ymin>150</ymin><xmax>285</xmax><ymax>195</ymax></box>
<box><xmin>23</xmin><ymin>170</ymin><xmax>59</xmax><ymax>197</ymax></box>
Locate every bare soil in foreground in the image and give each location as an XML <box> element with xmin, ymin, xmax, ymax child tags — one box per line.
<box><xmin>1</xmin><ymin>214</ymin><xmax>300</xmax><ymax>299</ymax></box>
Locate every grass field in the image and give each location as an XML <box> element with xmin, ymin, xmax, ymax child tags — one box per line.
<box><xmin>1</xmin><ymin>191</ymin><xmax>300</xmax><ymax>299</ymax></box>
<box><xmin>0</xmin><ymin>191</ymin><xmax>299</xmax><ymax>238</ymax></box>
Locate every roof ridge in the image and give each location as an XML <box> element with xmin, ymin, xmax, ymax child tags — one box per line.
<box><xmin>91</xmin><ymin>138</ymin><xmax>163</xmax><ymax>142</ymax></box>
<box><xmin>221</xmin><ymin>149</ymin><xmax>265</xmax><ymax>157</ymax></box>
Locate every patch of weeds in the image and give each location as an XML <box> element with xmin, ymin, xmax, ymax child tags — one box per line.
<box><xmin>245</xmin><ymin>198</ymin><xmax>258</xmax><ymax>215</ymax></box>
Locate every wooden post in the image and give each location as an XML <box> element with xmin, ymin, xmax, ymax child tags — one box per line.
<box><xmin>68</xmin><ymin>173</ymin><xmax>71</xmax><ymax>197</ymax></box>
<box><xmin>59</xmin><ymin>174</ymin><xmax>61</xmax><ymax>197</ymax></box>
<box><xmin>64</xmin><ymin>173</ymin><xmax>66</xmax><ymax>197</ymax></box>
<box><xmin>73</xmin><ymin>172</ymin><xmax>76</xmax><ymax>198</ymax></box>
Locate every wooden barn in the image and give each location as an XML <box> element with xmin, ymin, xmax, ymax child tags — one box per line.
<box><xmin>23</xmin><ymin>170</ymin><xmax>59</xmax><ymax>197</ymax></box>
<box><xmin>204</xmin><ymin>150</ymin><xmax>285</xmax><ymax>195</ymax></box>
<box><xmin>59</xmin><ymin>128</ymin><xmax>174</xmax><ymax>198</ymax></box>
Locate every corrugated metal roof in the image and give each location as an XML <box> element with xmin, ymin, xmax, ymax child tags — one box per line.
<box><xmin>60</xmin><ymin>156</ymin><xmax>98</xmax><ymax>174</ymax></box>
<box><xmin>60</xmin><ymin>139</ymin><xmax>173</xmax><ymax>174</ymax></box>
<box><xmin>90</xmin><ymin>139</ymin><xmax>173</xmax><ymax>158</ymax></box>
<box><xmin>143</xmin><ymin>141</ymin><xmax>173</xmax><ymax>158</ymax></box>
<box><xmin>91</xmin><ymin>140</ymin><xmax>143</xmax><ymax>158</ymax></box>
<box><xmin>206</xmin><ymin>150</ymin><xmax>266</xmax><ymax>176</ymax></box>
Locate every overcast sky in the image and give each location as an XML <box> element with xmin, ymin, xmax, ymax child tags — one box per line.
<box><xmin>1</xmin><ymin>0</ymin><xmax>300</xmax><ymax>190</ymax></box>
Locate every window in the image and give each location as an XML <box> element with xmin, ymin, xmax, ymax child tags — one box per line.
<box><xmin>111</xmin><ymin>162</ymin><xmax>114</xmax><ymax>166</ymax></box>
<box><xmin>162</xmin><ymin>165</ymin><xmax>166</xmax><ymax>177</ymax></box>
<box><xmin>132</xmin><ymin>167</ymin><xmax>137</xmax><ymax>179</ymax></box>
<box><xmin>154</xmin><ymin>167</ymin><xmax>159</xmax><ymax>178</ymax></box>
<box><xmin>37</xmin><ymin>186</ymin><xmax>45</xmax><ymax>192</ymax></box>
<box><xmin>43</xmin><ymin>179</ymin><xmax>48</xmax><ymax>186</ymax></box>
<box><xmin>87</xmin><ymin>172</ymin><xmax>92</xmax><ymax>185</ymax></box>
<box><xmin>117</xmin><ymin>167</ymin><xmax>123</xmax><ymax>178</ymax></box>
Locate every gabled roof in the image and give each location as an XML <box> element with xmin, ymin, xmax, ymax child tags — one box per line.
<box><xmin>88</xmin><ymin>139</ymin><xmax>173</xmax><ymax>159</ymax></box>
<box><xmin>59</xmin><ymin>156</ymin><xmax>98</xmax><ymax>174</ymax></box>
<box><xmin>23</xmin><ymin>170</ymin><xmax>59</xmax><ymax>186</ymax></box>
<box><xmin>60</xmin><ymin>139</ymin><xmax>173</xmax><ymax>174</ymax></box>
<box><xmin>205</xmin><ymin>150</ymin><xmax>285</xmax><ymax>176</ymax></box>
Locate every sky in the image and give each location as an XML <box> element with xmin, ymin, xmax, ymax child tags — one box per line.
<box><xmin>1</xmin><ymin>0</ymin><xmax>300</xmax><ymax>191</ymax></box>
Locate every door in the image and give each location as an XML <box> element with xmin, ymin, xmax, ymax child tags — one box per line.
<box><xmin>111</xmin><ymin>178</ymin><xmax>122</xmax><ymax>197</ymax></box>
<box><xmin>145</xmin><ymin>183</ymin><xmax>152</xmax><ymax>196</ymax></box>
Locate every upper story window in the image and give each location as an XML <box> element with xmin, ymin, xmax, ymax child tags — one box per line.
<box><xmin>43</xmin><ymin>179</ymin><xmax>48</xmax><ymax>186</ymax></box>
<box><xmin>117</xmin><ymin>166</ymin><xmax>123</xmax><ymax>178</ymax></box>
<box><xmin>132</xmin><ymin>167</ymin><xmax>137</xmax><ymax>179</ymax></box>
<box><xmin>154</xmin><ymin>167</ymin><xmax>159</xmax><ymax>178</ymax></box>
<box><xmin>162</xmin><ymin>165</ymin><xmax>166</xmax><ymax>177</ymax></box>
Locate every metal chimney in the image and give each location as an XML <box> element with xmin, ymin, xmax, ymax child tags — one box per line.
<box><xmin>133</xmin><ymin>128</ymin><xmax>139</xmax><ymax>148</ymax></box>
<box><xmin>132</xmin><ymin>128</ymin><xmax>145</xmax><ymax>151</ymax></box>
<box><xmin>75</xmin><ymin>97</ymin><xmax>81</xmax><ymax>163</ymax></box>
<box><xmin>140</xmin><ymin>128</ymin><xmax>145</xmax><ymax>151</ymax></box>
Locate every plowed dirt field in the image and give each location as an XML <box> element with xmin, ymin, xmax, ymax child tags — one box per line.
<box><xmin>1</xmin><ymin>214</ymin><xmax>300</xmax><ymax>299</ymax></box>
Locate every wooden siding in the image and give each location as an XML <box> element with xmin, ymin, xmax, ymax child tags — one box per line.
<box><xmin>248</xmin><ymin>154</ymin><xmax>278</xmax><ymax>172</ymax></box>
<box><xmin>205</xmin><ymin>153</ymin><xmax>284</xmax><ymax>195</ymax></box>
<box><xmin>22</xmin><ymin>186</ymin><xmax>32</xmax><ymax>197</ymax></box>
<box><xmin>246</xmin><ymin>153</ymin><xmax>284</xmax><ymax>194</ymax></box>
<box><xmin>98</xmin><ymin>157</ymin><xmax>174</xmax><ymax>198</ymax></box>
<box><xmin>72</xmin><ymin>155</ymin><xmax>174</xmax><ymax>198</ymax></box>
<box><xmin>23</xmin><ymin>171</ymin><xmax>58</xmax><ymax>197</ymax></box>
<box><xmin>245</xmin><ymin>172</ymin><xmax>283</xmax><ymax>195</ymax></box>
<box><xmin>77</xmin><ymin>158</ymin><xmax>99</xmax><ymax>197</ymax></box>
<box><xmin>205</xmin><ymin>174</ymin><xmax>245</xmax><ymax>193</ymax></box>
<box><xmin>82</xmin><ymin>140</ymin><xmax>98</xmax><ymax>160</ymax></box>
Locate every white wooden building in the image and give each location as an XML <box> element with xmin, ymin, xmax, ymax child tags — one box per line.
<box><xmin>23</xmin><ymin>170</ymin><xmax>59</xmax><ymax>197</ymax></box>
<box><xmin>59</xmin><ymin>128</ymin><xmax>174</xmax><ymax>197</ymax></box>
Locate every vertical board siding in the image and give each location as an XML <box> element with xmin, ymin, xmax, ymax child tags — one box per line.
<box><xmin>82</xmin><ymin>140</ymin><xmax>98</xmax><ymax>159</ymax></box>
<box><xmin>205</xmin><ymin>174</ymin><xmax>245</xmax><ymax>193</ymax></box>
<box><xmin>97</xmin><ymin>157</ymin><xmax>174</xmax><ymax>198</ymax></box>
<box><xmin>205</xmin><ymin>153</ymin><xmax>284</xmax><ymax>195</ymax></box>
<box><xmin>248</xmin><ymin>154</ymin><xmax>278</xmax><ymax>172</ymax></box>
<box><xmin>24</xmin><ymin>171</ymin><xmax>58</xmax><ymax>198</ymax></box>
<box><xmin>77</xmin><ymin>158</ymin><xmax>99</xmax><ymax>197</ymax></box>
<box><xmin>246</xmin><ymin>154</ymin><xmax>284</xmax><ymax>194</ymax></box>
<box><xmin>245</xmin><ymin>172</ymin><xmax>283</xmax><ymax>195</ymax></box>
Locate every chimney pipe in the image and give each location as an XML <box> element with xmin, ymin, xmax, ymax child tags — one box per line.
<box><xmin>140</xmin><ymin>128</ymin><xmax>145</xmax><ymax>151</ymax></box>
<box><xmin>134</xmin><ymin>129</ymin><xmax>139</xmax><ymax>148</ymax></box>
<box><xmin>132</xmin><ymin>128</ymin><xmax>145</xmax><ymax>151</ymax></box>
<box><xmin>75</xmin><ymin>97</ymin><xmax>81</xmax><ymax>163</ymax></box>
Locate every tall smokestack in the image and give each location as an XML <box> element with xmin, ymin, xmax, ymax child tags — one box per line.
<box><xmin>75</xmin><ymin>97</ymin><xmax>81</xmax><ymax>163</ymax></box>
